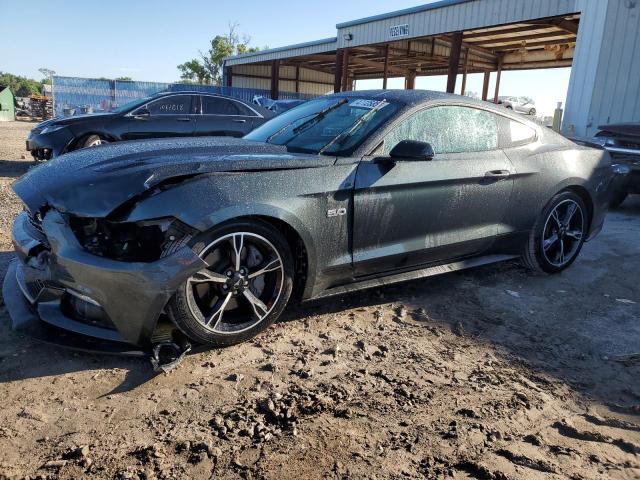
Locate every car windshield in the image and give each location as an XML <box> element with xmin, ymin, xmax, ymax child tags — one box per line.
<box><xmin>244</xmin><ymin>97</ymin><xmax>400</xmax><ymax>156</ymax></box>
<box><xmin>111</xmin><ymin>96</ymin><xmax>152</xmax><ymax>114</ymax></box>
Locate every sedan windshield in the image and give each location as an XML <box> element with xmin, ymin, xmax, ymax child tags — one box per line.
<box><xmin>244</xmin><ymin>97</ymin><xmax>399</xmax><ymax>156</ymax></box>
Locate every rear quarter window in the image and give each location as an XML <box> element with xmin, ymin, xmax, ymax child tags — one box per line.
<box><xmin>201</xmin><ymin>96</ymin><xmax>243</xmax><ymax>115</ymax></box>
<box><xmin>234</xmin><ymin>101</ymin><xmax>259</xmax><ymax>117</ymax></box>
<box><xmin>501</xmin><ymin>117</ymin><xmax>537</xmax><ymax>147</ymax></box>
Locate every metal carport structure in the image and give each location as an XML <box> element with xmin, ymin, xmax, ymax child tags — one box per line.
<box><xmin>223</xmin><ymin>0</ymin><xmax>640</xmax><ymax>136</ymax></box>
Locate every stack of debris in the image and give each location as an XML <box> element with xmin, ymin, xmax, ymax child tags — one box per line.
<box><xmin>30</xmin><ymin>95</ymin><xmax>53</xmax><ymax>119</ymax></box>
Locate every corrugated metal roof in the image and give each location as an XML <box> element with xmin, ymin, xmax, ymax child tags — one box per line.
<box><xmin>335</xmin><ymin>0</ymin><xmax>474</xmax><ymax>29</ymax></box>
<box><xmin>224</xmin><ymin>37</ymin><xmax>337</xmax><ymax>66</ymax></box>
<box><xmin>337</xmin><ymin>0</ymin><xmax>578</xmax><ymax>48</ymax></box>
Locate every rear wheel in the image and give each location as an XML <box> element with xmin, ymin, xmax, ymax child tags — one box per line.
<box><xmin>522</xmin><ymin>191</ymin><xmax>588</xmax><ymax>273</ymax></box>
<box><xmin>529</xmin><ymin>108</ymin><xmax>537</xmax><ymax>116</ymax></box>
<box><xmin>168</xmin><ymin>220</ymin><xmax>294</xmax><ymax>347</ymax></box>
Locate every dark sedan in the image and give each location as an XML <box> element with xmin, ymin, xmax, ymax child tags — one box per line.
<box><xmin>26</xmin><ymin>91</ymin><xmax>274</xmax><ymax>160</ymax></box>
<box><xmin>5</xmin><ymin>90</ymin><xmax>617</xmax><ymax>357</ymax></box>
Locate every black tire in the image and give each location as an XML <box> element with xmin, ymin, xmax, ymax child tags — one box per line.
<box><xmin>529</xmin><ymin>108</ymin><xmax>537</xmax><ymax>116</ymax></box>
<box><xmin>506</xmin><ymin>105</ymin><xmax>513</xmax><ymax>110</ymax></box>
<box><xmin>167</xmin><ymin>220</ymin><xmax>294</xmax><ymax>347</ymax></box>
<box><xmin>522</xmin><ymin>191</ymin><xmax>588</xmax><ymax>274</ymax></box>
<box><xmin>609</xmin><ymin>191</ymin><xmax>628</xmax><ymax>209</ymax></box>
<box><xmin>82</xmin><ymin>134</ymin><xmax>106</xmax><ymax>148</ymax></box>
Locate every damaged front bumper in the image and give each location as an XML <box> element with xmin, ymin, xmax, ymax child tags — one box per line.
<box><xmin>3</xmin><ymin>210</ymin><xmax>205</xmax><ymax>352</ymax></box>
<box><xmin>26</xmin><ymin>127</ymin><xmax>75</xmax><ymax>160</ymax></box>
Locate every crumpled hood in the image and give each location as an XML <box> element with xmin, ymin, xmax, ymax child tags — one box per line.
<box><xmin>13</xmin><ymin>136</ymin><xmax>333</xmax><ymax>217</ymax></box>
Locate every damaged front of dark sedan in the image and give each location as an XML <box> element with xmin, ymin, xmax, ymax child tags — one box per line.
<box><xmin>4</xmin><ymin>90</ymin><xmax>619</xmax><ymax>356</ymax></box>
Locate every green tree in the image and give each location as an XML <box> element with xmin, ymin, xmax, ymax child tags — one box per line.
<box><xmin>177</xmin><ymin>59</ymin><xmax>212</xmax><ymax>84</ymax></box>
<box><xmin>0</xmin><ymin>72</ymin><xmax>43</xmax><ymax>97</ymax></box>
<box><xmin>177</xmin><ymin>23</ymin><xmax>261</xmax><ymax>85</ymax></box>
<box><xmin>115</xmin><ymin>76</ymin><xmax>133</xmax><ymax>81</ymax></box>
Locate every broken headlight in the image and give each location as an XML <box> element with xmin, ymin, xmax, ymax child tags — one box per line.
<box><xmin>69</xmin><ymin>216</ymin><xmax>195</xmax><ymax>262</ymax></box>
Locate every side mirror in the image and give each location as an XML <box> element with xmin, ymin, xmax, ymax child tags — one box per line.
<box><xmin>133</xmin><ymin>108</ymin><xmax>150</xmax><ymax>120</ymax></box>
<box><xmin>389</xmin><ymin>140</ymin><xmax>435</xmax><ymax>161</ymax></box>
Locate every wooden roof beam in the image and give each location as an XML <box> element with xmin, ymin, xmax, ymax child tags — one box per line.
<box><xmin>470</xmin><ymin>31</ymin><xmax>575</xmax><ymax>47</ymax></box>
<box><xmin>464</xmin><ymin>25</ymin><xmax>556</xmax><ymax>40</ymax></box>
<box><xmin>350</xmin><ymin>55</ymin><xmax>408</xmax><ymax>75</ymax></box>
<box><xmin>492</xmin><ymin>37</ymin><xmax>577</xmax><ymax>51</ymax></box>
<box><xmin>547</xmin><ymin>18</ymin><xmax>579</xmax><ymax>35</ymax></box>
<box><xmin>436</xmin><ymin>34</ymin><xmax>498</xmax><ymax>61</ymax></box>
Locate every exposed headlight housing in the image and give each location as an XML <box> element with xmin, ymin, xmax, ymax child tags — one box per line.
<box><xmin>40</xmin><ymin>124</ymin><xmax>66</xmax><ymax>135</ymax></box>
<box><xmin>69</xmin><ymin>216</ymin><xmax>196</xmax><ymax>262</ymax></box>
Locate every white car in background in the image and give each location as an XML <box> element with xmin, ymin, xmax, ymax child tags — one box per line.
<box><xmin>498</xmin><ymin>96</ymin><xmax>537</xmax><ymax>116</ymax></box>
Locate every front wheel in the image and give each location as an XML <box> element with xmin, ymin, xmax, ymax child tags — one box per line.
<box><xmin>82</xmin><ymin>134</ymin><xmax>108</xmax><ymax>148</ymax></box>
<box><xmin>522</xmin><ymin>191</ymin><xmax>588</xmax><ymax>274</ymax></box>
<box><xmin>167</xmin><ymin>220</ymin><xmax>294</xmax><ymax>347</ymax></box>
<box><xmin>529</xmin><ymin>108</ymin><xmax>537</xmax><ymax>116</ymax></box>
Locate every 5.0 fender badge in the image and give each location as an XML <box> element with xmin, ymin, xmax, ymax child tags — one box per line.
<box><xmin>327</xmin><ymin>208</ymin><xmax>347</xmax><ymax>218</ymax></box>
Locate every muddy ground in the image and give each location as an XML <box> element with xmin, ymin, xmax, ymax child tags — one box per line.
<box><xmin>0</xmin><ymin>120</ymin><xmax>638</xmax><ymax>479</ymax></box>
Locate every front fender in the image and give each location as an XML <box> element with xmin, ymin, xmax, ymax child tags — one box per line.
<box><xmin>123</xmin><ymin>166</ymin><xmax>358</xmax><ymax>300</ymax></box>
<box><xmin>196</xmin><ymin>202</ymin><xmax>319</xmax><ymax>292</ymax></box>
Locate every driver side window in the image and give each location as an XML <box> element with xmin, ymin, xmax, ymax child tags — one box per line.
<box><xmin>382</xmin><ymin>106</ymin><xmax>498</xmax><ymax>155</ymax></box>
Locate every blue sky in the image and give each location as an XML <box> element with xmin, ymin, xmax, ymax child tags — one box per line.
<box><xmin>2</xmin><ymin>0</ymin><xmax>570</xmax><ymax>116</ymax></box>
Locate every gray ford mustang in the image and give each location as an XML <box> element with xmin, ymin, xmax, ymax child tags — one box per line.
<box><xmin>4</xmin><ymin>90</ymin><xmax>616</xmax><ymax>355</ymax></box>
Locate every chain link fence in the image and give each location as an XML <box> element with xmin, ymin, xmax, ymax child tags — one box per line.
<box><xmin>51</xmin><ymin>76</ymin><xmax>317</xmax><ymax>117</ymax></box>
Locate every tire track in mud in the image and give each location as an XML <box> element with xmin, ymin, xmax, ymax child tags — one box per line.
<box><xmin>552</xmin><ymin>421</ymin><xmax>640</xmax><ymax>455</ymax></box>
<box><xmin>582</xmin><ymin>413</ymin><xmax>640</xmax><ymax>433</ymax></box>
<box><xmin>495</xmin><ymin>449</ymin><xmax>557</xmax><ymax>473</ymax></box>
<box><xmin>455</xmin><ymin>460</ymin><xmax>514</xmax><ymax>480</ymax></box>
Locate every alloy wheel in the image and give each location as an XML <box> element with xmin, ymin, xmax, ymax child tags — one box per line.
<box><xmin>541</xmin><ymin>199</ymin><xmax>584</xmax><ymax>268</ymax></box>
<box><xmin>87</xmin><ymin>138</ymin><xmax>107</xmax><ymax>147</ymax></box>
<box><xmin>185</xmin><ymin>232</ymin><xmax>284</xmax><ymax>334</ymax></box>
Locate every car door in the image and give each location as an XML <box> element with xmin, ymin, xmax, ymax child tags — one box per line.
<box><xmin>196</xmin><ymin>95</ymin><xmax>259</xmax><ymax>137</ymax></box>
<box><xmin>352</xmin><ymin>105</ymin><xmax>514</xmax><ymax>276</ymax></box>
<box><xmin>123</xmin><ymin>94</ymin><xmax>196</xmax><ymax>140</ymax></box>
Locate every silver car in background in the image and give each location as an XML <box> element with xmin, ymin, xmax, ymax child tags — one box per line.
<box><xmin>498</xmin><ymin>96</ymin><xmax>537</xmax><ymax>116</ymax></box>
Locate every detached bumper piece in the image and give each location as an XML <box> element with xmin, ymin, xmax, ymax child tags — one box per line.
<box><xmin>3</xmin><ymin>210</ymin><xmax>204</xmax><ymax>356</ymax></box>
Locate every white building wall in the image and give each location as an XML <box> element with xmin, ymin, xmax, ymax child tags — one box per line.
<box><xmin>230</xmin><ymin>64</ymin><xmax>333</xmax><ymax>96</ymax></box>
<box><xmin>564</xmin><ymin>0</ymin><xmax>640</xmax><ymax>136</ymax></box>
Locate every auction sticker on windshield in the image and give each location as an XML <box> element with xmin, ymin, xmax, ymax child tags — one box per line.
<box><xmin>350</xmin><ymin>99</ymin><xmax>387</xmax><ymax>109</ymax></box>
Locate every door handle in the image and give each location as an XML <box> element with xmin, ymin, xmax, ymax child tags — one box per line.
<box><xmin>484</xmin><ymin>169</ymin><xmax>511</xmax><ymax>178</ymax></box>
<box><xmin>176</xmin><ymin>117</ymin><xmax>192</xmax><ymax>122</ymax></box>
<box><xmin>232</xmin><ymin>119</ymin><xmax>247</xmax><ymax>123</ymax></box>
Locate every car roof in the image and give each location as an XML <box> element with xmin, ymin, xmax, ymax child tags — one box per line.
<box><xmin>154</xmin><ymin>90</ymin><xmax>249</xmax><ymax>102</ymax></box>
<box><xmin>329</xmin><ymin>89</ymin><xmax>514</xmax><ymax>114</ymax></box>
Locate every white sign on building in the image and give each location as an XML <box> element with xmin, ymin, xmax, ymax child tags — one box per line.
<box><xmin>389</xmin><ymin>24</ymin><xmax>410</xmax><ymax>39</ymax></box>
